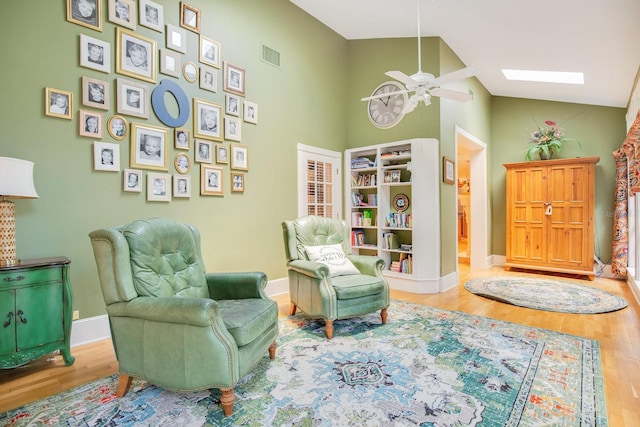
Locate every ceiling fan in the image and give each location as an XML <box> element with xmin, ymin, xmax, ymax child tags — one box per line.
<box><xmin>361</xmin><ymin>0</ymin><xmax>476</xmax><ymax>115</ymax></box>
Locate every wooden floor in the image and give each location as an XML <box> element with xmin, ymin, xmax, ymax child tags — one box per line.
<box><xmin>1</xmin><ymin>265</ymin><xmax>639</xmax><ymax>426</ymax></box>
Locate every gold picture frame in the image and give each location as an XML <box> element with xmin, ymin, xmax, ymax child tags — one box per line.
<box><xmin>116</xmin><ymin>27</ymin><xmax>157</xmax><ymax>84</ymax></box>
<box><xmin>78</xmin><ymin>109</ymin><xmax>103</xmax><ymax>138</ymax></box>
<box><xmin>231</xmin><ymin>173</ymin><xmax>245</xmax><ymax>193</ymax></box>
<box><xmin>223</xmin><ymin>61</ymin><xmax>245</xmax><ymax>96</ymax></box>
<box><xmin>443</xmin><ymin>156</ymin><xmax>455</xmax><ymax>184</ymax></box>
<box><xmin>201</xmin><ymin>165</ymin><xmax>224</xmax><ymax>196</ymax></box>
<box><xmin>193</xmin><ymin>98</ymin><xmax>223</xmax><ymax>141</ymax></box>
<box><xmin>230</xmin><ymin>144</ymin><xmax>248</xmax><ymax>171</ymax></box>
<box><xmin>130</xmin><ymin>122</ymin><xmax>169</xmax><ymax>171</ymax></box>
<box><xmin>180</xmin><ymin>2</ymin><xmax>201</xmax><ymax>33</ymax></box>
<box><xmin>107</xmin><ymin>114</ymin><xmax>129</xmax><ymax>140</ymax></box>
<box><xmin>45</xmin><ymin>87</ymin><xmax>72</xmax><ymax>120</ymax></box>
<box><xmin>67</xmin><ymin>0</ymin><xmax>103</xmax><ymax>31</ymax></box>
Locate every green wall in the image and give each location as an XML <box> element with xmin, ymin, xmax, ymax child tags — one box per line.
<box><xmin>0</xmin><ymin>0</ymin><xmax>348</xmax><ymax>318</ymax></box>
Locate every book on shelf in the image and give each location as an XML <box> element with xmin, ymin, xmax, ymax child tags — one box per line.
<box><xmin>350</xmin><ymin>230</ymin><xmax>365</xmax><ymax>246</ymax></box>
<box><xmin>382</xmin><ymin>232</ymin><xmax>400</xmax><ymax>249</ymax></box>
<box><xmin>351</xmin><ymin>157</ymin><xmax>375</xmax><ymax>169</ymax></box>
<box><xmin>362</xmin><ymin>209</ymin><xmax>373</xmax><ymax>226</ymax></box>
<box><xmin>367</xmin><ymin>193</ymin><xmax>377</xmax><ymax>206</ymax></box>
<box><xmin>351</xmin><ymin>172</ymin><xmax>377</xmax><ymax>187</ymax></box>
<box><xmin>384</xmin><ymin>213</ymin><xmax>412</xmax><ymax>228</ymax></box>
<box><xmin>351</xmin><ymin>212</ymin><xmax>364</xmax><ymax>226</ymax></box>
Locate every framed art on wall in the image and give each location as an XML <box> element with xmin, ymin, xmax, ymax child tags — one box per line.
<box><xmin>147</xmin><ymin>173</ymin><xmax>171</xmax><ymax>202</ymax></box>
<box><xmin>180</xmin><ymin>2</ymin><xmax>200</xmax><ymax>33</ymax></box>
<box><xmin>165</xmin><ymin>24</ymin><xmax>186</xmax><ymax>53</ymax></box>
<box><xmin>183</xmin><ymin>62</ymin><xmax>198</xmax><ymax>83</ymax></box>
<box><xmin>223</xmin><ymin>62</ymin><xmax>245</xmax><ymax>96</ymax></box>
<box><xmin>200</xmin><ymin>165</ymin><xmax>223</xmax><ymax>196</ymax></box>
<box><xmin>79</xmin><ymin>34</ymin><xmax>110</xmax><ymax>73</ymax></box>
<box><xmin>230</xmin><ymin>144</ymin><xmax>248</xmax><ymax>171</ymax></box>
<box><xmin>45</xmin><ymin>88</ymin><xmax>72</xmax><ymax>120</ymax></box>
<box><xmin>79</xmin><ymin>109</ymin><xmax>103</xmax><ymax>138</ymax></box>
<box><xmin>215</xmin><ymin>144</ymin><xmax>229</xmax><ymax>164</ymax></box>
<box><xmin>123</xmin><ymin>168</ymin><xmax>142</xmax><ymax>192</ymax></box>
<box><xmin>67</xmin><ymin>0</ymin><xmax>103</xmax><ymax>31</ymax></box>
<box><xmin>443</xmin><ymin>156</ymin><xmax>455</xmax><ymax>184</ymax></box>
<box><xmin>116</xmin><ymin>78</ymin><xmax>149</xmax><ymax>119</ymax></box>
<box><xmin>193</xmin><ymin>98</ymin><xmax>223</xmax><ymax>141</ymax></box>
<box><xmin>199</xmin><ymin>66</ymin><xmax>217</xmax><ymax>92</ymax></box>
<box><xmin>93</xmin><ymin>141</ymin><xmax>120</xmax><ymax>172</ymax></box>
<box><xmin>160</xmin><ymin>49</ymin><xmax>181</xmax><ymax>78</ymax></box>
<box><xmin>225</xmin><ymin>95</ymin><xmax>240</xmax><ymax>116</ymax></box>
<box><xmin>173</xmin><ymin>175</ymin><xmax>191</xmax><ymax>198</ymax></box>
<box><xmin>116</xmin><ymin>27</ymin><xmax>157</xmax><ymax>83</ymax></box>
<box><xmin>174</xmin><ymin>153</ymin><xmax>190</xmax><ymax>174</ymax></box>
<box><xmin>82</xmin><ymin>76</ymin><xmax>109</xmax><ymax>110</ymax></box>
<box><xmin>107</xmin><ymin>114</ymin><xmax>128</xmax><ymax>140</ymax></box>
<box><xmin>130</xmin><ymin>122</ymin><xmax>168</xmax><ymax>171</ymax></box>
<box><xmin>224</xmin><ymin>116</ymin><xmax>241</xmax><ymax>141</ymax></box>
<box><xmin>243</xmin><ymin>101</ymin><xmax>258</xmax><ymax>124</ymax></box>
<box><xmin>199</xmin><ymin>36</ymin><xmax>220</xmax><ymax>68</ymax></box>
<box><xmin>195</xmin><ymin>139</ymin><xmax>212</xmax><ymax>163</ymax></box>
<box><xmin>108</xmin><ymin>0</ymin><xmax>136</xmax><ymax>30</ymax></box>
<box><xmin>231</xmin><ymin>173</ymin><xmax>244</xmax><ymax>193</ymax></box>
<box><xmin>138</xmin><ymin>0</ymin><xmax>163</xmax><ymax>32</ymax></box>
<box><xmin>174</xmin><ymin>129</ymin><xmax>190</xmax><ymax>150</ymax></box>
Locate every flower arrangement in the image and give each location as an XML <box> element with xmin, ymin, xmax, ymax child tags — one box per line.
<box><xmin>525</xmin><ymin>119</ymin><xmax>580</xmax><ymax>161</ymax></box>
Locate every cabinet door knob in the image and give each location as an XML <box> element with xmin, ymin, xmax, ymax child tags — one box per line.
<box><xmin>16</xmin><ymin>310</ymin><xmax>27</xmax><ymax>324</ymax></box>
<box><xmin>3</xmin><ymin>275</ymin><xmax>25</xmax><ymax>283</ymax></box>
<box><xmin>3</xmin><ymin>311</ymin><xmax>13</xmax><ymax>328</ymax></box>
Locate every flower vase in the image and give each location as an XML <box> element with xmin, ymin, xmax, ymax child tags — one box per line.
<box><xmin>539</xmin><ymin>151</ymin><xmax>551</xmax><ymax>160</ymax></box>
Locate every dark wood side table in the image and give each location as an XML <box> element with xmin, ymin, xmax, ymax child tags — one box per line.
<box><xmin>0</xmin><ymin>257</ymin><xmax>75</xmax><ymax>368</ymax></box>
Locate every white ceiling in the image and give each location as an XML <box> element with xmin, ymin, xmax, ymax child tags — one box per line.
<box><xmin>290</xmin><ymin>0</ymin><xmax>640</xmax><ymax>108</ymax></box>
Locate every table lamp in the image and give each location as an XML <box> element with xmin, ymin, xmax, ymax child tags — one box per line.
<box><xmin>0</xmin><ymin>157</ymin><xmax>39</xmax><ymax>267</ymax></box>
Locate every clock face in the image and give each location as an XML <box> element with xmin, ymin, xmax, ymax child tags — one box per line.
<box><xmin>367</xmin><ymin>81</ymin><xmax>408</xmax><ymax>129</ymax></box>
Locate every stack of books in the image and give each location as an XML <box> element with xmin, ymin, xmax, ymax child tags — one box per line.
<box><xmin>351</xmin><ymin>157</ymin><xmax>375</xmax><ymax>169</ymax></box>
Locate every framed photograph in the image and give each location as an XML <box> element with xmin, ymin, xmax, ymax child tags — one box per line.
<box><xmin>230</xmin><ymin>144</ymin><xmax>248</xmax><ymax>171</ymax></box>
<box><xmin>215</xmin><ymin>144</ymin><xmax>229</xmax><ymax>164</ymax></box>
<box><xmin>223</xmin><ymin>62</ymin><xmax>245</xmax><ymax>96</ymax></box>
<box><xmin>175</xmin><ymin>128</ymin><xmax>190</xmax><ymax>150</ymax></box>
<box><xmin>123</xmin><ymin>168</ymin><xmax>142</xmax><ymax>192</ymax></box>
<box><xmin>165</xmin><ymin>24</ymin><xmax>186</xmax><ymax>53</ymax></box>
<box><xmin>231</xmin><ymin>173</ymin><xmax>244</xmax><ymax>193</ymax></box>
<box><xmin>201</xmin><ymin>165</ymin><xmax>223</xmax><ymax>196</ymax></box>
<box><xmin>173</xmin><ymin>175</ymin><xmax>191</xmax><ymax>198</ymax></box>
<box><xmin>243</xmin><ymin>101</ymin><xmax>258</xmax><ymax>124</ymax></box>
<box><xmin>82</xmin><ymin>76</ymin><xmax>109</xmax><ymax>110</ymax></box>
<box><xmin>45</xmin><ymin>88</ymin><xmax>72</xmax><ymax>120</ymax></box>
<box><xmin>107</xmin><ymin>114</ymin><xmax>129</xmax><ymax>140</ymax></box>
<box><xmin>130</xmin><ymin>122</ymin><xmax>169</xmax><ymax>171</ymax></box>
<box><xmin>199</xmin><ymin>36</ymin><xmax>220</xmax><ymax>68</ymax></box>
<box><xmin>147</xmin><ymin>173</ymin><xmax>171</xmax><ymax>202</ymax></box>
<box><xmin>443</xmin><ymin>156</ymin><xmax>455</xmax><ymax>184</ymax></box>
<box><xmin>108</xmin><ymin>0</ymin><xmax>136</xmax><ymax>30</ymax></box>
<box><xmin>195</xmin><ymin>139</ymin><xmax>212</xmax><ymax>163</ymax></box>
<box><xmin>160</xmin><ymin>49</ymin><xmax>181</xmax><ymax>78</ymax></box>
<box><xmin>193</xmin><ymin>98</ymin><xmax>223</xmax><ymax>141</ymax></box>
<box><xmin>67</xmin><ymin>0</ymin><xmax>102</xmax><ymax>31</ymax></box>
<box><xmin>79</xmin><ymin>34</ymin><xmax>110</xmax><ymax>73</ymax></box>
<box><xmin>200</xmin><ymin>66</ymin><xmax>217</xmax><ymax>92</ymax></box>
<box><xmin>116</xmin><ymin>78</ymin><xmax>149</xmax><ymax>119</ymax></box>
<box><xmin>180</xmin><ymin>2</ymin><xmax>200</xmax><ymax>33</ymax></box>
<box><xmin>79</xmin><ymin>109</ymin><xmax>103</xmax><ymax>138</ymax></box>
<box><xmin>225</xmin><ymin>95</ymin><xmax>240</xmax><ymax>116</ymax></box>
<box><xmin>174</xmin><ymin>153</ymin><xmax>191</xmax><ymax>174</ymax></box>
<box><xmin>116</xmin><ymin>27</ymin><xmax>157</xmax><ymax>84</ymax></box>
<box><xmin>224</xmin><ymin>116</ymin><xmax>242</xmax><ymax>141</ymax></box>
<box><xmin>384</xmin><ymin>169</ymin><xmax>401</xmax><ymax>184</ymax></box>
<box><xmin>139</xmin><ymin>0</ymin><xmax>163</xmax><ymax>32</ymax></box>
<box><xmin>93</xmin><ymin>141</ymin><xmax>120</xmax><ymax>172</ymax></box>
<box><xmin>183</xmin><ymin>62</ymin><xmax>198</xmax><ymax>83</ymax></box>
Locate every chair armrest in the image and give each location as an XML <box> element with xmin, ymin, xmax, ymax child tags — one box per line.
<box><xmin>287</xmin><ymin>259</ymin><xmax>331</xmax><ymax>279</ymax></box>
<box><xmin>107</xmin><ymin>297</ymin><xmax>220</xmax><ymax>327</ymax></box>
<box><xmin>205</xmin><ymin>271</ymin><xmax>268</xmax><ymax>300</ymax></box>
<box><xmin>348</xmin><ymin>254</ymin><xmax>385</xmax><ymax>276</ymax></box>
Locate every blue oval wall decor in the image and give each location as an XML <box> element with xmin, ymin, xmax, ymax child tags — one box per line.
<box><xmin>151</xmin><ymin>79</ymin><xmax>190</xmax><ymax>127</ymax></box>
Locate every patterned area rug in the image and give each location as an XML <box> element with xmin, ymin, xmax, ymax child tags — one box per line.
<box><xmin>465</xmin><ymin>276</ymin><xmax>628</xmax><ymax>314</ymax></box>
<box><xmin>1</xmin><ymin>301</ymin><xmax>608</xmax><ymax>426</ymax></box>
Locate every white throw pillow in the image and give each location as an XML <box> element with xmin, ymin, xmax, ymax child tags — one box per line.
<box><xmin>304</xmin><ymin>244</ymin><xmax>360</xmax><ymax>277</ymax></box>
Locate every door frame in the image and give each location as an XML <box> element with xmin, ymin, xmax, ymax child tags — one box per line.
<box><xmin>296</xmin><ymin>143</ymin><xmax>342</xmax><ymax>219</ymax></box>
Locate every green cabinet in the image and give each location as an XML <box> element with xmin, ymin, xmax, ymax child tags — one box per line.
<box><xmin>0</xmin><ymin>257</ymin><xmax>74</xmax><ymax>368</ymax></box>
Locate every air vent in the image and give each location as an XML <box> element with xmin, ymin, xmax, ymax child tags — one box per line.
<box><xmin>261</xmin><ymin>45</ymin><xmax>280</xmax><ymax>68</ymax></box>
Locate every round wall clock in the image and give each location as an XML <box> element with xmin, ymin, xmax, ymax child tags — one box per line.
<box><xmin>393</xmin><ymin>194</ymin><xmax>410</xmax><ymax>212</ymax></box>
<box><xmin>367</xmin><ymin>81</ymin><xmax>408</xmax><ymax>129</ymax></box>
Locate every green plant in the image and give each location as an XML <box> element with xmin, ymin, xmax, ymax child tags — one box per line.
<box><xmin>525</xmin><ymin>120</ymin><xmax>581</xmax><ymax>161</ymax></box>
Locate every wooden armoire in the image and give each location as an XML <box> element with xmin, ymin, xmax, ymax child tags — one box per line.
<box><xmin>503</xmin><ymin>157</ymin><xmax>599</xmax><ymax>280</ymax></box>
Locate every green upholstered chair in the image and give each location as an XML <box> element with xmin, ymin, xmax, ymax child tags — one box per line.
<box><xmin>282</xmin><ymin>215</ymin><xmax>390</xmax><ymax>339</ymax></box>
<box><xmin>88</xmin><ymin>218</ymin><xmax>278</xmax><ymax>416</ymax></box>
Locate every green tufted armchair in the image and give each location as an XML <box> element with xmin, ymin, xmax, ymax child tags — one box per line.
<box><xmin>88</xmin><ymin>218</ymin><xmax>278</xmax><ymax>416</ymax></box>
<box><xmin>282</xmin><ymin>215</ymin><xmax>390</xmax><ymax>339</ymax></box>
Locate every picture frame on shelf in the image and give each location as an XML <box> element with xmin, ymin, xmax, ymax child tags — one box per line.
<box><xmin>383</xmin><ymin>169</ymin><xmax>401</xmax><ymax>184</ymax></box>
<box><xmin>116</xmin><ymin>27</ymin><xmax>157</xmax><ymax>84</ymax></box>
<box><xmin>194</xmin><ymin>139</ymin><xmax>212</xmax><ymax>163</ymax></box>
<box><xmin>199</xmin><ymin>35</ymin><xmax>221</xmax><ymax>68</ymax></box>
<box><xmin>443</xmin><ymin>156</ymin><xmax>455</xmax><ymax>184</ymax></box>
<box><xmin>225</xmin><ymin>94</ymin><xmax>240</xmax><ymax>116</ymax></box>
<box><xmin>199</xmin><ymin>66</ymin><xmax>217</xmax><ymax>92</ymax></box>
<box><xmin>93</xmin><ymin>141</ymin><xmax>120</xmax><ymax>172</ymax></box>
<box><xmin>193</xmin><ymin>98</ymin><xmax>223</xmax><ymax>141</ymax></box>
<box><xmin>200</xmin><ymin>165</ymin><xmax>224</xmax><ymax>196</ymax></box>
<box><xmin>108</xmin><ymin>0</ymin><xmax>136</xmax><ymax>30</ymax></box>
<box><xmin>165</xmin><ymin>24</ymin><xmax>186</xmax><ymax>53</ymax></box>
<box><xmin>45</xmin><ymin>88</ymin><xmax>72</xmax><ymax>120</ymax></box>
<box><xmin>215</xmin><ymin>144</ymin><xmax>229</xmax><ymax>164</ymax></box>
<box><xmin>183</xmin><ymin>62</ymin><xmax>198</xmax><ymax>83</ymax></box>
<box><xmin>107</xmin><ymin>114</ymin><xmax>129</xmax><ymax>140</ymax></box>
<box><xmin>180</xmin><ymin>2</ymin><xmax>200</xmax><ymax>33</ymax></box>
<box><xmin>231</xmin><ymin>172</ymin><xmax>244</xmax><ymax>193</ymax></box>
<box><xmin>78</xmin><ymin>109</ymin><xmax>103</xmax><ymax>138</ymax></box>
<box><xmin>79</xmin><ymin>34</ymin><xmax>110</xmax><ymax>73</ymax></box>
<box><xmin>223</xmin><ymin>62</ymin><xmax>245</xmax><ymax>96</ymax></box>
<box><xmin>67</xmin><ymin>0</ymin><xmax>102</xmax><ymax>31</ymax></box>
<box><xmin>82</xmin><ymin>76</ymin><xmax>109</xmax><ymax>110</ymax></box>
<box><xmin>123</xmin><ymin>168</ymin><xmax>142</xmax><ymax>192</ymax></box>
<box><xmin>159</xmin><ymin>49</ymin><xmax>181</xmax><ymax>78</ymax></box>
<box><xmin>138</xmin><ymin>0</ymin><xmax>163</xmax><ymax>32</ymax></box>
<box><xmin>174</xmin><ymin>153</ymin><xmax>190</xmax><ymax>174</ymax></box>
<box><xmin>146</xmin><ymin>173</ymin><xmax>171</xmax><ymax>202</ymax></box>
<box><xmin>174</xmin><ymin>128</ymin><xmax>190</xmax><ymax>150</ymax></box>
<box><xmin>130</xmin><ymin>122</ymin><xmax>168</xmax><ymax>171</ymax></box>
<box><xmin>230</xmin><ymin>144</ymin><xmax>248</xmax><ymax>171</ymax></box>
<box><xmin>173</xmin><ymin>175</ymin><xmax>191</xmax><ymax>198</ymax></box>
<box><xmin>243</xmin><ymin>101</ymin><xmax>258</xmax><ymax>124</ymax></box>
<box><xmin>116</xmin><ymin>78</ymin><xmax>149</xmax><ymax>119</ymax></box>
<box><xmin>224</xmin><ymin>116</ymin><xmax>242</xmax><ymax>141</ymax></box>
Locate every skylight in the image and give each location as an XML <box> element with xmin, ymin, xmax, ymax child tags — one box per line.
<box><xmin>502</xmin><ymin>69</ymin><xmax>584</xmax><ymax>85</ymax></box>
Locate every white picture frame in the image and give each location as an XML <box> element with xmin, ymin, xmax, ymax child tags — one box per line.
<box><xmin>199</xmin><ymin>66</ymin><xmax>217</xmax><ymax>92</ymax></box>
<box><xmin>199</xmin><ymin>35</ymin><xmax>221</xmax><ymax>68</ymax></box>
<box><xmin>116</xmin><ymin>77</ymin><xmax>149</xmax><ymax>119</ymax></box>
<box><xmin>173</xmin><ymin>175</ymin><xmax>191</xmax><ymax>198</ymax></box>
<box><xmin>224</xmin><ymin>116</ymin><xmax>242</xmax><ymax>141</ymax></box>
<box><xmin>225</xmin><ymin>94</ymin><xmax>240</xmax><ymax>116</ymax></box>
<box><xmin>79</xmin><ymin>34</ymin><xmax>111</xmax><ymax>74</ymax></box>
<box><xmin>147</xmin><ymin>173</ymin><xmax>171</xmax><ymax>202</ymax></box>
<box><xmin>108</xmin><ymin>0</ymin><xmax>136</xmax><ymax>30</ymax></box>
<box><xmin>165</xmin><ymin>24</ymin><xmax>186</xmax><ymax>53</ymax></box>
<box><xmin>243</xmin><ymin>101</ymin><xmax>258</xmax><ymax>124</ymax></box>
<box><xmin>138</xmin><ymin>0</ymin><xmax>163</xmax><ymax>32</ymax></box>
<box><xmin>123</xmin><ymin>168</ymin><xmax>142</xmax><ymax>192</ymax></box>
<box><xmin>160</xmin><ymin>49</ymin><xmax>181</xmax><ymax>78</ymax></box>
<box><xmin>94</xmin><ymin>142</ymin><xmax>120</xmax><ymax>172</ymax></box>
<box><xmin>82</xmin><ymin>76</ymin><xmax>110</xmax><ymax>110</ymax></box>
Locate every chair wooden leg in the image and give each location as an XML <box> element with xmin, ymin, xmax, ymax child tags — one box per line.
<box><xmin>290</xmin><ymin>303</ymin><xmax>297</xmax><ymax>315</ymax></box>
<box><xmin>220</xmin><ymin>388</ymin><xmax>235</xmax><ymax>416</ymax></box>
<box><xmin>115</xmin><ymin>374</ymin><xmax>133</xmax><ymax>397</ymax></box>
<box><xmin>325</xmin><ymin>319</ymin><xmax>334</xmax><ymax>339</ymax></box>
<box><xmin>268</xmin><ymin>341</ymin><xmax>277</xmax><ymax>359</ymax></box>
<box><xmin>381</xmin><ymin>307</ymin><xmax>388</xmax><ymax>324</ymax></box>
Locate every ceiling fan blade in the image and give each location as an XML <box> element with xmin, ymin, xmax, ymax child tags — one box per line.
<box><xmin>403</xmin><ymin>95</ymin><xmax>418</xmax><ymax>114</ymax></box>
<box><xmin>430</xmin><ymin>87</ymin><xmax>473</xmax><ymax>102</ymax></box>
<box><xmin>432</xmin><ymin>67</ymin><xmax>476</xmax><ymax>86</ymax></box>
<box><xmin>385</xmin><ymin>70</ymin><xmax>418</xmax><ymax>87</ymax></box>
<box><xmin>360</xmin><ymin>89</ymin><xmax>409</xmax><ymax>102</ymax></box>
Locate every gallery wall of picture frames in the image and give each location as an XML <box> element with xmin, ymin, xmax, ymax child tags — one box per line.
<box><xmin>47</xmin><ymin>0</ymin><xmax>261</xmax><ymax>201</ymax></box>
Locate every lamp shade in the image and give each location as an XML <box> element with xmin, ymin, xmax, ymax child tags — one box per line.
<box><xmin>0</xmin><ymin>157</ymin><xmax>39</xmax><ymax>199</ymax></box>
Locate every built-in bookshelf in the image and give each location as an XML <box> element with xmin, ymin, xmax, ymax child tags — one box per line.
<box><xmin>345</xmin><ymin>139</ymin><xmax>442</xmax><ymax>293</ymax></box>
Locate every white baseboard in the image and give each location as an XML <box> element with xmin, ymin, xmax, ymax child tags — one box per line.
<box><xmin>625</xmin><ymin>268</ymin><xmax>640</xmax><ymax>307</ymax></box>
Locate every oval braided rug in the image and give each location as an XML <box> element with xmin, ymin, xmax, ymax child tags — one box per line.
<box><xmin>465</xmin><ymin>276</ymin><xmax>628</xmax><ymax>313</ymax></box>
